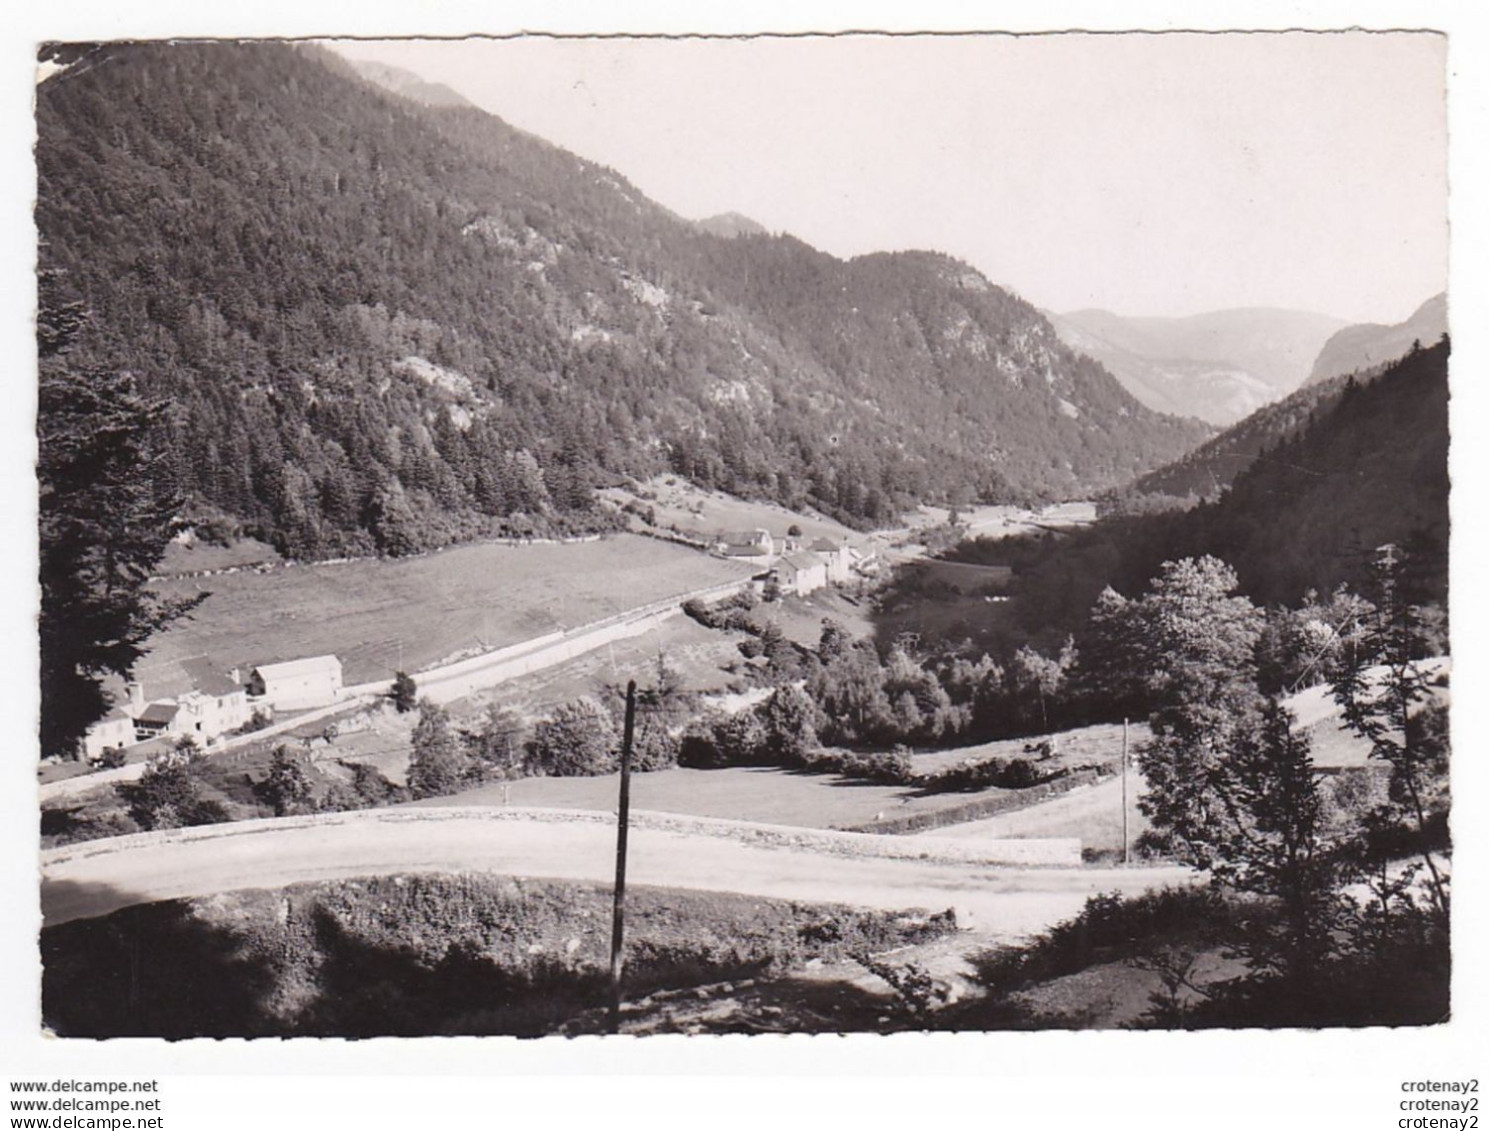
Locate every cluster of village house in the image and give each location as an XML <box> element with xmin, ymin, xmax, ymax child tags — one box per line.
<box><xmin>80</xmin><ymin>530</ymin><xmax>870</xmax><ymax>762</ymax></box>
<box><xmin>709</xmin><ymin>529</ymin><xmax>876</xmax><ymax>594</ymax></box>
<box><xmin>82</xmin><ymin>654</ymin><xmax>345</xmax><ymax>762</ymax></box>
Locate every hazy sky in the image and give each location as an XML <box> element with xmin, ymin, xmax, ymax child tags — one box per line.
<box><xmin>335</xmin><ymin>33</ymin><xmax>1446</xmax><ymax>324</ymax></box>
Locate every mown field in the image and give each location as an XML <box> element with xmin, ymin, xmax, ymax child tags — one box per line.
<box><xmin>599</xmin><ymin>475</ymin><xmax>858</xmax><ymax>544</ymax></box>
<box><xmin>925</xmin><ymin>774</ymin><xmax>1150</xmax><ymax>859</ymax></box>
<box><xmin>414</xmin><ymin>762</ymin><xmax>1086</xmax><ymax>832</ymax></box>
<box><xmin>138</xmin><ymin>534</ymin><xmax>755</xmax><ymax>692</ymax></box>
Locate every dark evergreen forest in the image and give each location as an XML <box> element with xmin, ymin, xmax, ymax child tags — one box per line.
<box><xmin>36</xmin><ymin>42</ymin><xmax>1208</xmax><ymax>560</ymax></box>
<box><xmin>950</xmin><ymin>339</ymin><xmax>1450</xmax><ymax>644</ymax></box>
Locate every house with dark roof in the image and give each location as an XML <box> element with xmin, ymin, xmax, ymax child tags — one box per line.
<box><xmin>175</xmin><ymin>667</ymin><xmax>252</xmax><ymax>742</ymax></box>
<box><xmin>105</xmin><ymin>661</ymin><xmax>253</xmax><ymax>749</ymax></box>
<box><xmin>775</xmin><ymin>551</ymin><xmax>829</xmax><ymax>597</ymax></box>
<box><xmin>133</xmin><ymin>701</ymin><xmax>180</xmax><ymax>742</ymax></box>
<box><xmin>810</xmin><ymin>537</ymin><xmax>854</xmax><ymax>584</ymax></box>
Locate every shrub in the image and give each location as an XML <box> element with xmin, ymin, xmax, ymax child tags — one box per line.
<box><xmin>677</xmin><ymin>726</ymin><xmax>722</xmax><ymax>769</ymax></box>
<box><xmin>345</xmin><ymin>762</ymin><xmax>407</xmax><ymax>807</ymax></box>
<box><xmin>681</xmin><ymin>598</ymin><xmax>717</xmax><ymax>627</ymax></box>
<box><xmin>761</xmin><ymin>684</ymin><xmax>822</xmax><ymax>765</ymax></box>
<box><xmin>678</xmin><ymin>710</ymin><xmax>768</xmax><ymax>769</ymax></box>
<box><xmin>117</xmin><ymin>743</ymin><xmax>232</xmax><ymax>831</ymax></box>
<box><xmin>235</xmin><ymin>707</ymin><xmax>272</xmax><ymax>735</ymax></box>
<box><xmin>407</xmin><ymin>700</ymin><xmax>473</xmax><ymax>798</ymax></box>
<box><xmin>466</xmin><ymin>704</ymin><xmax>527</xmax><ymax>780</ymax></box>
<box><xmin>999</xmin><ymin>757</ymin><xmax>1041</xmax><ymax>790</ymax></box>
<box><xmin>253</xmin><ymin>745</ymin><xmax>314</xmax><ymax>817</ymax></box>
<box><xmin>526</xmin><ymin>697</ymin><xmax>619</xmax><ymax>777</ymax></box>
<box><xmin>712</xmin><ymin>710</ymin><xmax>768</xmax><ymax>766</ymax></box>
<box><xmin>391</xmin><ymin>671</ymin><xmax>418</xmax><ymax>714</ymax></box>
<box><xmin>629</xmin><ymin>711</ymin><xmax>680</xmax><ymax>772</ymax></box>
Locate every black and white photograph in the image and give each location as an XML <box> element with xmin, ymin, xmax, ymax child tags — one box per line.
<box><xmin>25</xmin><ymin>25</ymin><xmax>1457</xmax><ymax>1040</ymax></box>
<box><xmin>6</xmin><ymin>6</ymin><xmax>1487</xmax><ymax>1120</ymax></box>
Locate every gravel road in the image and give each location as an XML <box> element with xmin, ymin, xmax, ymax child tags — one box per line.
<box><xmin>41</xmin><ymin>807</ymin><xmax>1194</xmax><ymax>940</ymax></box>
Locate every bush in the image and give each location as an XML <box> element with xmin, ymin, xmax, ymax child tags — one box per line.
<box><xmin>836</xmin><ymin>748</ymin><xmax>914</xmax><ymax>785</ymax></box>
<box><xmin>466</xmin><ymin>704</ymin><xmax>527</xmax><ymax>780</ymax></box>
<box><xmin>629</xmin><ymin>715</ymin><xmax>680</xmax><ymax>772</ymax></box>
<box><xmin>407</xmin><ymin>700</ymin><xmax>473</xmax><ymax>798</ymax></box>
<box><xmin>116</xmin><ymin>743</ymin><xmax>233</xmax><ymax>831</ymax></box>
<box><xmin>681</xmin><ymin>598</ymin><xmax>717</xmax><ymax>628</ymax></box>
<box><xmin>999</xmin><ymin>757</ymin><xmax>1042</xmax><ymax>790</ymax></box>
<box><xmin>526</xmin><ymin>697</ymin><xmax>619</xmax><ymax>777</ymax></box>
<box><xmin>677</xmin><ymin>726</ymin><xmax>722</xmax><ymax>769</ymax></box>
<box><xmin>677</xmin><ymin>710</ymin><xmax>768</xmax><ymax>769</ymax></box>
<box><xmin>761</xmin><ymin>684</ymin><xmax>822</xmax><ymax>765</ymax></box>
<box><xmin>235</xmin><ymin>707</ymin><xmax>272</xmax><ymax>735</ymax></box>
<box><xmin>391</xmin><ymin>671</ymin><xmax>418</xmax><ymax>714</ymax></box>
<box><xmin>253</xmin><ymin>745</ymin><xmax>314</xmax><ymax>816</ymax></box>
<box><xmin>969</xmin><ymin>887</ymin><xmax>1236</xmax><ymax>997</ymax></box>
<box><xmin>345</xmin><ymin>762</ymin><xmax>407</xmax><ymax>807</ymax></box>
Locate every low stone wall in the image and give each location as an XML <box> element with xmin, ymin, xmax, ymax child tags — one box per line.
<box><xmin>836</xmin><ymin>767</ymin><xmax>1112</xmax><ymax>836</ymax></box>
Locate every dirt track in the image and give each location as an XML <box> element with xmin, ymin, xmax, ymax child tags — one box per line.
<box><xmin>41</xmin><ymin>807</ymin><xmax>1193</xmax><ymax>939</ymax></box>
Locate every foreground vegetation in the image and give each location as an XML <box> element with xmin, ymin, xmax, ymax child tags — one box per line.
<box><xmin>42</xmin><ymin>875</ymin><xmax>956</xmax><ymax>1037</ymax></box>
<box><xmin>948</xmin><ymin>883</ymin><xmax>1447</xmax><ymax>1029</ymax></box>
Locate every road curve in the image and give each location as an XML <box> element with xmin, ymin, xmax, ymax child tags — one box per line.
<box><xmin>41</xmin><ymin>807</ymin><xmax>1194</xmax><ymax>941</ymax></box>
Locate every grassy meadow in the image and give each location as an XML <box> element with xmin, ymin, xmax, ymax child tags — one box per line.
<box><xmin>138</xmin><ymin>534</ymin><xmax>754</xmax><ymax>692</ymax></box>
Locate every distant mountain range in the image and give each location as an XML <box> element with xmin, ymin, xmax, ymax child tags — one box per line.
<box><xmin>36</xmin><ymin>41</ymin><xmax>1208</xmax><ymax>559</ymax></box>
<box><xmin>1046</xmin><ymin>307</ymin><xmax>1349</xmax><ymax>425</ymax></box>
<box><xmin>1306</xmin><ymin>293</ymin><xmax>1448</xmax><ymax>387</ymax></box>
<box><xmin>1118</xmin><ymin>293</ymin><xmax>1449</xmax><ymax>503</ymax></box>
<box><xmin>993</xmin><ymin>337</ymin><xmax>1449</xmax><ymax>628</ymax></box>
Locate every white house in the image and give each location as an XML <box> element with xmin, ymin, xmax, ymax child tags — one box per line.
<box><xmin>248</xmin><ymin>655</ymin><xmax>344</xmax><ymax>711</ymax></box>
<box><xmin>776</xmin><ymin>551</ymin><xmax>829</xmax><ymax>597</ymax></box>
<box><xmin>714</xmin><ymin>528</ymin><xmax>775</xmax><ymax>561</ymax></box>
<box><xmin>175</xmin><ymin>667</ymin><xmax>253</xmax><ymax>743</ymax></box>
<box><xmin>810</xmin><ymin>538</ymin><xmax>854</xmax><ymax>584</ymax></box>
<box><xmin>82</xmin><ymin>707</ymin><xmax>136</xmax><ymax>762</ymax></box>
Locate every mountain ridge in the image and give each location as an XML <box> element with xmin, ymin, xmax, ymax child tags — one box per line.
<box><xmin>1048</xmin><ymin>306</ymin><xmax>1348</xmax><ymax>425</ymax></box>
<box><xmin>1306</xmin><ymin>293</ymin><xmax>1448</xmax><ymax>387</ymax></box>
<box><xmin>36</xmin><ymin>41</ymin><xmax>1209</xmax><ymax>560</ymax></box>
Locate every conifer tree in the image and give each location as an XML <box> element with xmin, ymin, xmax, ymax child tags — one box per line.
<box><xmin>38</xmin><ymin>275</ymin><xmax>200</xmax><ymax>758</ymax></box>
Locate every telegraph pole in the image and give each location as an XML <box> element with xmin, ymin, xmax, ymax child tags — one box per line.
<box><xmin>1120</xmin><ymin>716</ymin><xmax>1130</xmax><ymax>866</ymax></box>
<box><xmin>608</xmin><ymin>680</ymin><xmax>637</xmax><ymax>1034</ymax></box>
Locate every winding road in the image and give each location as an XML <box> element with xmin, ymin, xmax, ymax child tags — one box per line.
<box><xmin>40</xmin><ymin>806</ymin><xmax>1194</xmax><ymax>941</ymax></box>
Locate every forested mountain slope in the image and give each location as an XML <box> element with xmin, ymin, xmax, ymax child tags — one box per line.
<box><xmin>1119</xmin><ymin>308</ymin><xmax>1447</xmax><ymax>505</ymax></box>
<box><xmin>1306</xmin><ymin>293</ymin><xmax>1448</xmax><ymax>387</ymax></box>
<box><xmin>36</xmin><ymin>41</ymin><xmax>1207</xmax><ymax>559</ymax></box>
<box><xmin>1121</xmin><ymin>372</ymin><xmax>1362</xmax><ymax>503</ymax></box>
<box><xmin>968</xmin><ymin>339</ymin><xmax>1449</xmax><ymax>636</ymax></box>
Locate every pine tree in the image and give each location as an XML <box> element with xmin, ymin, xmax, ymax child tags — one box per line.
<box><xmin>38</xmin><ymin>275</ymin><xmax>201</xmax><ymax>758</ymax></box>
<box><xmin>1331</xmin><ymin>545</ymin><xmax>1450</xmax><ymax>922</ymax></box>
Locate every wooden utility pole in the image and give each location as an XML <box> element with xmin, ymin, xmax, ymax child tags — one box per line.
<box><xmin>608</xmin><ymin>680</ymin><xmax>638</xmax><ymax>1034</ymax></box>
<box><xmin>1121</xmin><ymin>716</ymin><xmax>1130</xmax><ymax>866</ymax></box>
